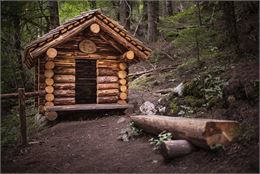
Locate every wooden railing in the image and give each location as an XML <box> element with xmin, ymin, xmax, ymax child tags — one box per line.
<box><xmin>1</xmin><ymin>88</ymin><xmax>44</xmax><ymax>146</ymax></box>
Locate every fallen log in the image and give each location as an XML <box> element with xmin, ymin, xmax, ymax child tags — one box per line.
<box><xmin>128</xmin><ymin>65</ymin><xmax>177</xmax><ymax>77</ymax></box>
<box><xmin>160</xmin><ymin>140</ymin><xmax>195</xmax><ymax>159</ymax></box>
<box><xmin>130</xmin><ymin>115</ymin><xmax>239</xmax><ymax>149</ymax></box>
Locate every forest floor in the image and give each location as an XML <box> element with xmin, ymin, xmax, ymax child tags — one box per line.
<box><xmin>2</xmin><ymin>115</ymin><xmax>258</xmax><ymax>173</ymax></box>
<box><xmin>2</xmin><ymin>56</ymin><xmax>259</xmax><ymax>173</ymax></box>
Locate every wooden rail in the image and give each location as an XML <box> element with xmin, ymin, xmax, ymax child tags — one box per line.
<box><xmin>1</xmin><ymin>88</ymin><xmax>43</xmax><ymax>146</ymax></box>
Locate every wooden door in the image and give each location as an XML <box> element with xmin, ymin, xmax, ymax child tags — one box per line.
<box><xmin>75</xmin><ymin>59</ymin><xmax>97</xmax><ymax>104</ymax></box>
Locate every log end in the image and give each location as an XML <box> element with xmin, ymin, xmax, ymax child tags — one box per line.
<box><xmin>45</xmin><ymin>111</ymin><xmax>58</xmax><ymax>121</ymax></box>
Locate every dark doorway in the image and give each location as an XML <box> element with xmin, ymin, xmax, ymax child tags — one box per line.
<box><xmin>75</xmin><ymin>59</ymin><xmax>96</xmax><ymax>104</ymax></box>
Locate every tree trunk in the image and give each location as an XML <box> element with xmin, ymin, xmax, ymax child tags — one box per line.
<box><xmin>196</xmin><ymin>1</ymin><xmax>202</xmax><ymax>26</ymax></box>
<box><xmin>120</xmin><ymin>0</ymin><xmax>131</xmax><ymax>30</ymax></box>
<box><xmin>220</xmin><ymin>1</ymin><xmax>240</xmax><ymax>56</ymax></box>
<box><xmin>13</xmin><ymin>14</ymin><xmax>25</xmax><ymax>88</ymax></box>
<box><xmin>147</xmin><ymin>1</ymin><xmax>158</xmax><ymax>42</ymax></box>
<box><xmin>49</xmin><ymin>0</ymin><xmax>60</xmax><ymax>30</ymax></box>
<box><xmin>160</xmin><ymin>140</ymin><xmax>195</xmax><ymax>159</ymax></box>
<box><xmin>130</xmin><ymin>115</ymin><xmax>239</xmax><ymax>149</ymax></box>
<box><xmin>166</xmin><ymin>0</ymin><xmax>173</xmax><ymax>16</ymax></box>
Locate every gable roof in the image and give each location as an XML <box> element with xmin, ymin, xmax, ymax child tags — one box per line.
<box><xmin>24</xmin><ymin>9</ymin><xmax>152</xmax><ymax>68</ymax></box>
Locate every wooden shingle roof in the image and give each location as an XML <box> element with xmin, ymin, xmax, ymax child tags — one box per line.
<box><xmin>24</xmin><ymin>9</ymin><xmax>152</xmax><ymax>68</ymax></box>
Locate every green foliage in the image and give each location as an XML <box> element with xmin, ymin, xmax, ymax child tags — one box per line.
<box><xmin>169</xmin><ymin>98</ymin><xmax>180</xmax><ymax>114</ymax></box>
<box><xmin>149</xmin><ymin>131</ymin><xmax>172</xmax><ymax>150</ymax></box>
<box><xmin>184</xmin><ymin>96</ymin><xmax>205</xmax><ymax>107</ymax></box>
<box><xmin>211</xmin><ymin>143</ymin><xmax>224</xmax><ymax>151</ymax></box>
<box><xmin>129</xmin><ymin>75</ymin><xmax>155</xmax><ymax>90</ymax></box>
<box><xmin>1</xmin><ymin>104</ymin><xmax>38</xmax><ymax>149</ymax></box>
<box><xmin>129</xmin><ymin>121</ymin><xmax>142</xmax><ymax>136</ymax></box>
<box><xmin>183</xmin><ymin>73</ymin><xmax>227</xmax><ymax>108</ymax></box>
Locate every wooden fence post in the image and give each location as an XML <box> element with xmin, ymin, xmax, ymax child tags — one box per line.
<box><xmin>18</xmin><ymin>88</ymin><xmax>27</xmax><ymax>146</ymax></box>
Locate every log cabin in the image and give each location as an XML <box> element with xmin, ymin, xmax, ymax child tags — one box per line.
<box><xmin>23</xmin><ymin>9</ymin><xmax>152</xmax><ymax>121</ymax></box>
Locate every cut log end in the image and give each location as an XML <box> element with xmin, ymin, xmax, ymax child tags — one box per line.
<box><xmin>44</xmin><ymin>70</ymin><xmax>54</xmax><ymax>78</ymax></box>
<box><xmin>45</xmin><ymin>93</ymin><xmax>54</xmax><ymax>102</ymax></box>
<box><xmin>120</xmin><ymin>85</ymin><xmax>127</xmax><ymax>92</ymax></box>
<box><xmin>45</xmin><ymin>61</ymin><xmax>55</xmax><ymax>70</ymax></box>
<box><xmin>118</xmin><ymin>71</ymin><xmax>127</xmax><ymax>79</ymax></box>
<box><xmin>122</xmin><ymin>51</ymin><xmax>134</xmax><ymax>60</ymax></box>
<box><xmin>45</xmin><ymin>111</ymin><xmax>58</xmax><ymax>121</ymax></box>
<box><xmin>90</xmin><ymin>23</ymin><xmax>100</xmax><ymax>33</ymax></box>
<box><xmin>46</xmin><ymin>48</ymin><xmax>57</xmax><ymax>59</ymax></box>
<box><xmin>119</xmin><ymin>92</ymin><xmax>127</xmax><ymax>100</ymax></box>
<box><xmin>160</xmin><ymin>140</ymin><xmax>195</xmax><ymax>160</ymax></box>
<box><xmin>45</xmin><ymin>85</ymin><xmax>54</xmax><ymax>94</ymax></box>
<box><xmin>119</xmin><ymin>63</ymin><xmax>127</xmax><ymax>70</ymax></box>
<box><xmin>45</xmin><ymin>78</ymin><xmax>54</xmax><ymax>86</ymax></box>
<box><xmin>119</xmin><ymin>79</ymin><xmax>127</xmax><ymax>85</ymax></box>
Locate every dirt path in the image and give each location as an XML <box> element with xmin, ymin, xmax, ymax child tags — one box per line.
<box><xmin>2</xmin><ymin>115</ymin><xmax>258</xmax><ymax>173</ymax></box>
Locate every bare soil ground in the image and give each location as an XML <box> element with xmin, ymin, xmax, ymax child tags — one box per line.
<box><xmin>1</xmin><ymin>114</ymin><xmax>259</xmax><ymax>173</ymax></box>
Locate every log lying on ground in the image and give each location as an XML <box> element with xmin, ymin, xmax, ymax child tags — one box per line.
<box><xmin>130</xmin><ymin>115</ymin><xmax>239</xmax><ymax>149</ymax></box>
<box><xmin>97</xmin><ymin>83</ymin><xmax>119</xmax><ymax>90</ymax></box>
<box><xmin>160</xmin><ymin>140</ymin><xmax>195</xmax><ymax>159</ymax></box>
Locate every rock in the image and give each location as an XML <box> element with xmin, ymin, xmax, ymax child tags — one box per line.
<box><xmin>139</xmin><ymin>101</ymin><xmax>157</xmax><ymax>115</ymax></box>
<box><xmin>117</xmin><ymin>117</ymin><xmax>126</xmax><ymax>124</ymax></box>
<box><xmin>173</xmin><ymin>82</ymin><xmax>184</xmax><ymax>96</ymax></box>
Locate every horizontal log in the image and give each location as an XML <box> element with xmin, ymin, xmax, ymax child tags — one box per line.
<box><xmin>53</xmin><ymin>83</ymin><xmax>75</xmax><ymax>90</ymax></box>
<box><xmin>97</xmin><ymin>89</ymin><xmax>119</xmax><ymax>97</ymax></box>
<box><xmin>130</xmin><ymin>115</ymin><xmax>239</xmax><ymax>149</ymax></box>
<box><xmin>97</xmin><ymin>68</ymin><xmax>117</xmax><ymax>76</ymax></box>
<box><xmin>97</xmin><ymin>83</ymin><xmax>119</xmax><ymax>90</ymax></box>
<box><xmin>97</xmin><ymin>96</ymin><xmax>118</xmax><ymax>104</ymax></box>
<box><xmin>118</xmin><ymin>100</ymin><xmax>127</xmax><ymax>105</ymax></box>
<box><xmin>54</xmin><ymin>90</ymin><xmax>75</xmax><ymax>97</ymax></box>
<box><xmin>54</xmin><ymin>97</ymin><xmax>75</xmax><ymax>105</ymax></box>
<box><xmin>97</xmin><ymin>76</ymin><xmax>118</xmax><ymax>83</ymax></box>
<box><xmin>54</xmin><ymin>67</ymin><xmax>75</xmax><ymax>75</ymax></box>
<box><xmin>121</xmin><ymin>50</ymin><xmax>134</xmax><ymax>60</ymax></box>
<box><xmin>54</xmin><ymin>75</ymin><xmax>75</xmax><ymax>83</ymax></box>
